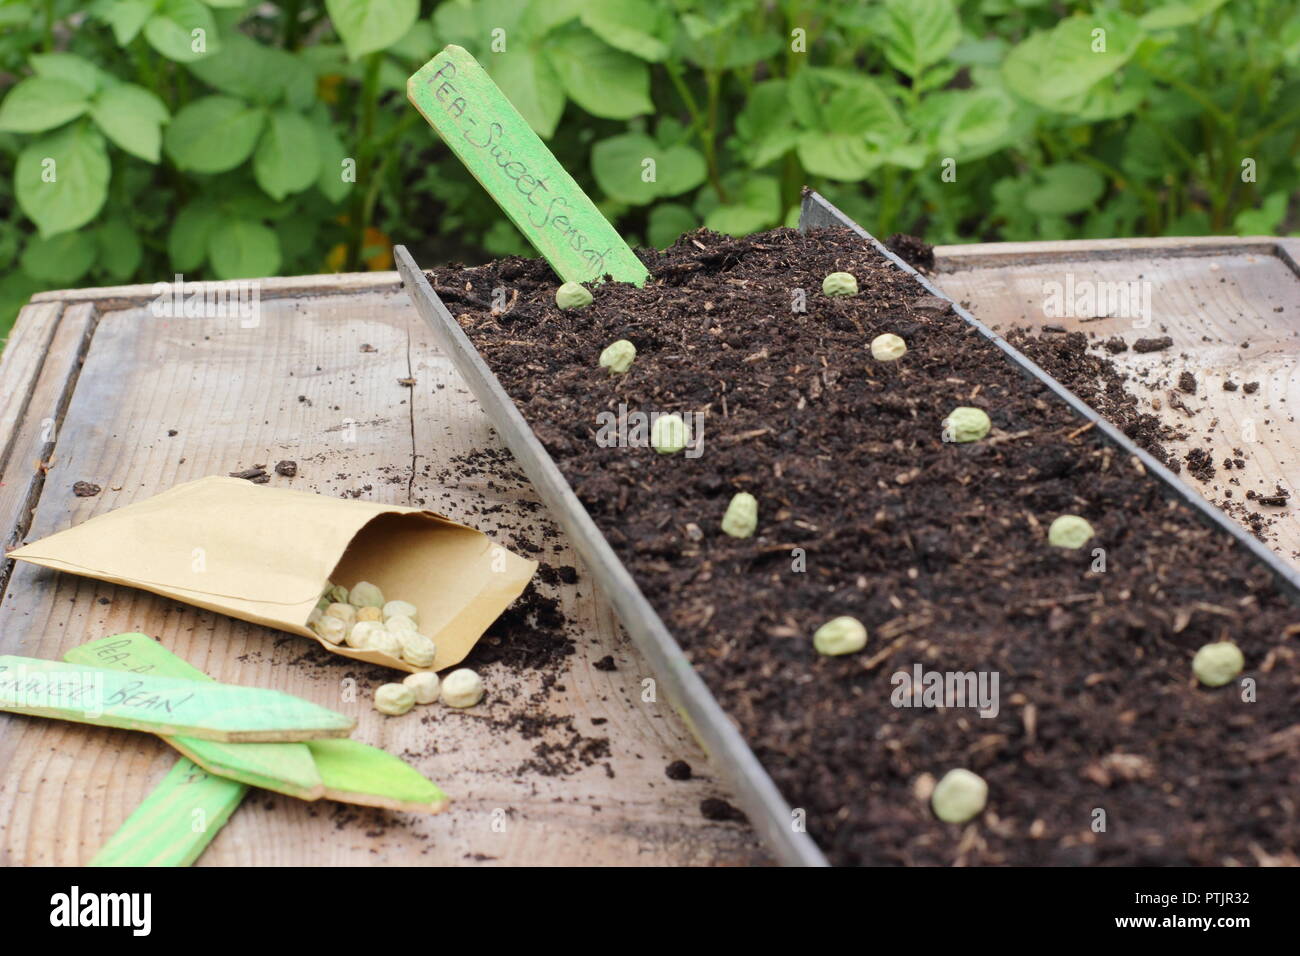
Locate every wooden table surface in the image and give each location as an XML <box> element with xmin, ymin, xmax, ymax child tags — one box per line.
<box><xmin>2</xmin><ymin>234</ymin><xmax>1296</xmax><ymax>866</ymax></box>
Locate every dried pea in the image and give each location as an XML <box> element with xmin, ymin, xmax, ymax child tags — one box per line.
<box><xmin>349</xmin><ymin>581</ymin><xmax>384</xmax><ymax>608</ymax></box>
<box><xmin>346</xmin><ymin>620</ymin><xmax>383</xmax><ymax>649</ymax></box>
<box><xmin>1193</xmin><ymin>641</ymin><xmax>1244</xmax><ymax>687</ymax></box>
<box><xmin>383</xmin><ymin>600</ymin><xmax>418</xmax><ymax>624</ymax></box>
<box><xmin>813</xmin><ymin>616</ymin><xmax>867</xmax><ymax>656</ymax></box>
<box><xmin>943</xmin><ymin>406</ymin><xmax>991</xmax><ymax>443</ymax></box>
<box><xmin>1048</xmin><ymin>515</ymin><xmax>1095</xmax><ymax>549</ymax></box>
<box><xmin>356</xmin><ymin>606</ymin><xmax>383</xmax><ymax>623</ymax></box>
<box><xmin>556</xmin><ymin>282</ymin><xmax>593</xmax><ymax>310</ymax></box>
<box><xmin>375</xmin><ymin>683</ymin><xmax>415</xmax><ymax>716</ymax></box>
<box><xmin>403</xmin><ymin>671</ymin><xmax>440</xmax><ymax>704</ymax></box>
<box><xmin>931</xmin><ymin>769</ymin><xmax>987</xmax><ymax>823</ymax></box>
<box><xmin>399</xmin><ymin>632</ymin><xmax>437</xmax><ymax>668</ymax></box>
<box><xmin>822</xmin><ymin>272</ymin><xmax>858</xmax><ymax>297</ymax></box>
<box><xmin>599</xmin><ymin>340</ymin><xmax>636</xmax><ymax>374</ymax></box>
<box><xmin>385</xmin><ymin>614</ymin><xmax>418</xmax><ymax>635</ymax></box>
<box><xmin>651</xmin><ymin>413</ymin><xmax>689</xmax><ymax>455</ymax></box>
<box><xmin>870</xmin><ymin>333</ymin><xmax>907</xmax><ymax>362</ymax></box>
<box><xmin>441</xmin><ymin>668</ymin><xmax>485</xmax><ymax>708</ymax></box>
<box><xmin>367</xmin><ymin>629</ymin><xmax>404</xmax><ymax>659</ymax></box>
<box><xmin>313</xmin><ymin>616</ymin><xmax>346</xmax><ymax>645</ymax></box>
<box><xmin>324</xmin><ymin>603</ymin><xmax>356</xmax><ymax>628</ymax></box>
<box><xmin>721</xmin><ymin>492</ymin><xmax>758</xmax><ymax>539</ymax></box>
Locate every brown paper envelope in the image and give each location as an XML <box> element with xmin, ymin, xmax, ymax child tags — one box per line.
<box><xmin>9</xmin><ymin>476</ymin><xmax>536</xmax><ymax>672</ymax></box>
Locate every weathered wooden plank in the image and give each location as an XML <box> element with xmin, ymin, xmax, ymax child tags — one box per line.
<box><xmin>0</xmin><ymin>285</ymin><xmax>764</xmax><ymax>866</ymax></box>
<box><xmin>934</xmin><ymin>235</ymin><xmax>1280</xmax><ymax>270</ymax></box>
<box><xmin>29</xmin><ymin>271</ymin><xmax>401</xmax><ymax>307</ymax></box>
<box><xmin>0</xmin><ymin>303</ymin><xmax>96</xmax><ymax>592</ymax></box>
<box><xmin>0</xmin><ymin>302</ymin><xmax>62</xmax><ymax>478</ymax></box>
<box><xmin>933</xmin><ymin>245</ymin><xmax>1300</xmax><ymax>569</ymax></box>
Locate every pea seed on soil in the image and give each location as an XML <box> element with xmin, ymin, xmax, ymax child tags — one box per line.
<box><xmin>427</xmin><ymin>225</ymin><xmax>1300</xmax><ymax>866</ymax></box>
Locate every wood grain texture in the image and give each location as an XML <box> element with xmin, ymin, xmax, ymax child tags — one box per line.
<box><xmin>933</xmin><ymin>243</ymin><xmax>1300</xmax><ymax>568</ymax></box>
<box><xmin>0</xmin><ymin>285</ymin><xmax>764</xmax><ymax>866</ymax></box>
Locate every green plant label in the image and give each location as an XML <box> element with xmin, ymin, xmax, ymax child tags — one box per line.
<box><xmin>408</xmin><ymin>45</ymin><xmax>648</xmax><ymax>287</ymax></box>
<box><xmin>69</xmin><ymin>633</ymin><xmax>449</xmax><ymax>813</ymax></box>
<box><xmin>89</xmin><ymin>758</ymin><xmax>246</xmax><ymax>868</ymax></box>
<box><xmin>0</xmin><ymin>654</ymin><xmax>355</xmax><ymax>742</ymax></box>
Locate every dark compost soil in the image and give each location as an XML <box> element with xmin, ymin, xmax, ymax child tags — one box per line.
<box><xmin>426</xmin><ymin>226</ymin><xmax>1300</xmax><ymax>867</ymax></box>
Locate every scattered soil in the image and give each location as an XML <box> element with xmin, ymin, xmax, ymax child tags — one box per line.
<box><xmin>275</xmin><ymin>460</ymin><xmax>298</xmax><ymax>477</ymax></box>
<box><xmin>429</xmin><ymin>226</ymin><xmax>1300</xmax><ymax>867</ymax></box>
<box><xmin>1178</xmin><ymin>371</ymin><xmax>1197</xmax><ymax>394</ymax></box>
<box><xmin>1133</xmin><ymin>336</ymin><xmax>1174</xmax><ymax>353</ymax></box>
<box><xmin>72</xmin><ymin>482</ymin><xmax>100</xmax><ymax>497</ymax></box>
<box><xmin>666</xmin><ymin>760</ymin><xmax>693</xmax><ymax>781</ymax></box>
<box><xmin>701</xmin><ymin>797</ymin><xmax>748</xmax><ymax>823</ymax></box>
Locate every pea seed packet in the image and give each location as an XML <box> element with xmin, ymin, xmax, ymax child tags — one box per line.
<box><xmin>9</xmin><ymin>476</ymin><xmax>536</xmax><ymax>673</ymax></box>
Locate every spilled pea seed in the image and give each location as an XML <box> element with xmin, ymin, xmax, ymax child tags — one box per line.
<box><xmin>375</xmin><ymin>683</ymin><xmax>415</xmax><ymax>716</ymax></box>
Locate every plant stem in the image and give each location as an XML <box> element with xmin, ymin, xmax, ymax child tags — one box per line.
<box><xmin>283</xmin><ymin>0</ymin><xmax>302</xmax><ymax>50</ymax></box>
<box><xmin>345</xmin><ymin>52</ymin><xmax>383</xmax><ymax>272</ymax></box>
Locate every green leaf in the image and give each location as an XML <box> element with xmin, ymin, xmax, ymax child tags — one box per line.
<box><xmin>168</xmin><ymin>200</ymin><xmax>222</xmax><ymax>271</ymax></box>
<box><xmin>187</xmin><ymin>29</ymin><xmax>288</xmax><ymax>103</ymax></box>
<box><xmin>1002</xmin><ymin>12</ymin><xmax>1144</xmax><ymax>112</ymax></box>
<box><xmin>201</xmin><ymin>0</ymin><xmax>249</xmax><ymax>7</ymax></box>
<box><xmin>735</xmin><ymin>80</ymin><xmax>799</xmax><ymax>168</ymax></box>
<box><xmin>95</xmin><ymin>219</ymin><xmax>143</xmax><ymax>280</ymax></box>
<box><xmin>1140</xmin><ymin>0</ymin><xmax>1230</xmax><ymax>30</ymax></box>
<box><xmin>208</xmin><ymin>217</ymin><xmax>280</xmax><ymax>279</ymax></box>
<box><xmin>326</xmin><ymin>0</ymin><xmax>418</xmax><ymax>60</ymax></box>
<box><xmin>91</xmin><ymin>84</ymin><xmax>169</xmax><ymax>162</ymax></box>
<box><xmin>547</xmin><ymin>24</ymin><xmax>652</xmax><ymax>119</ymax></box>
<box><xmin>1233</xmin><ymin>192</ymin><xmax>1289</xmax><ymax>236</ymax></box>
<box><xmin>164</xmin><ymin>95</ymin><xmax>265</xmax><ymax>172</ymax></box>
<box><xmin>15</xmin><ymin>123</ymin><xmax>111</xmax><ymax>237</ymax></box>
<box><xmin>938</xmin><ymin>89</ymin><xmax>1018</xmax><ymax>162</ymax></box>
<box><xmin>647</xmin><ymin>203</ymin><xmax>697</xmax><ymax>249</ymax></box>
<box><xmin>877</xmin><ymin>0</ymin><xmax>961</xmax><ymax>78</ymax></box>
<box><xmin>591</xmin><ymin>132</ymin><xmax>705</xmax><ymax>205</ymax></box>
<box><xmin>0</xmin><ymin>5</ymin><xmax>34</xmax><ymax>29</ymax></box>
<box><xmin>491</xmin><ymin>48</ymin><xmax>565</xmax><ymax>139</ymax></box>
<box><xmin>21</xmin><ymin>231</ymin><xmax>98</xmax><ymax>284</ymax></box>
<box><xmin>145</xmin><ymin>0</ymin><xmax>221</xmax><ymax>63</ymax></box>
<box><xmin>30</xmin><ymin>53</ymin><xmax>105</xmax><ymax>96</ymax></box>
<box><xmin>700</xmin><ymin>176</ymin><xmax>780</xmax><ymax>236</ymax></box>
<box><xmin>797</xmin><ymin>133</ymin><xmax>884</xmax><ymax>181</ymax></box>
<box><xmin>580</xmin><ymin>0</ymin><xmax>671</xmax><ymax>61</ymax></box>
<box><xmin>313</xmin><ymin>121</ymin><xmax>351</xmax><ymax>203</ymax></box>
<box><xmin>93</xmin><ymin>0</ymin><xmax>155</xmax><ymax>46</ymax></box>
<box><xmin>0</xmin><ymin>78</ymin><xmax>91</xmax><ymax>133</ymax></box>
<box><xmin>1023</xmin><ymin>163</ymin><xmax>1106</xmax><ymax>215</ymax></box>
<box><xmin>253</xmin><ymin>110</ymin><xmax>321</xmax><ymax>200</ymax></box>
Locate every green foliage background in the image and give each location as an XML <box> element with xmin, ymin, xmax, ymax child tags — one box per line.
<box><xmin>2</xmin><ymin>0</ymin><xmax>1299</xmax><ymax>344</ymax></box>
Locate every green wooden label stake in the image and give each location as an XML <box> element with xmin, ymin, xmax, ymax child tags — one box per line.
<box><xmin>408</xmin><ymin>45</ymin><xmax>649</xmax><ymax>287</ymax></box>
<box><xmin>66</xmin><ymin>635</ymin><xmax>323</xmax><ymax>800</ymax></box>
<box><xmin>70</xmin><ymin>634</ymin><xmax>449</xmax><ymax>814</ymax></box>
<box><xmin>89</xmin><ymin>759</ymin><xmax>245</xmax><ymax>867</ymax></box>
<box><xmin>0</xmin><ymin>655</ymin><xmax>355</xmax><ymax>742</ymax></box>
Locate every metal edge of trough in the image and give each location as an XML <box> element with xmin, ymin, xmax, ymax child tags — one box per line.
<box><xmin>800</xmin><ymin>189</ymin><xmax>1300</xmax><ymax>601</ymax></box>
<box><xmin>393</xmin><ymin>244</ymin><xmax>828</xmax><ymax>867</ymax></box>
